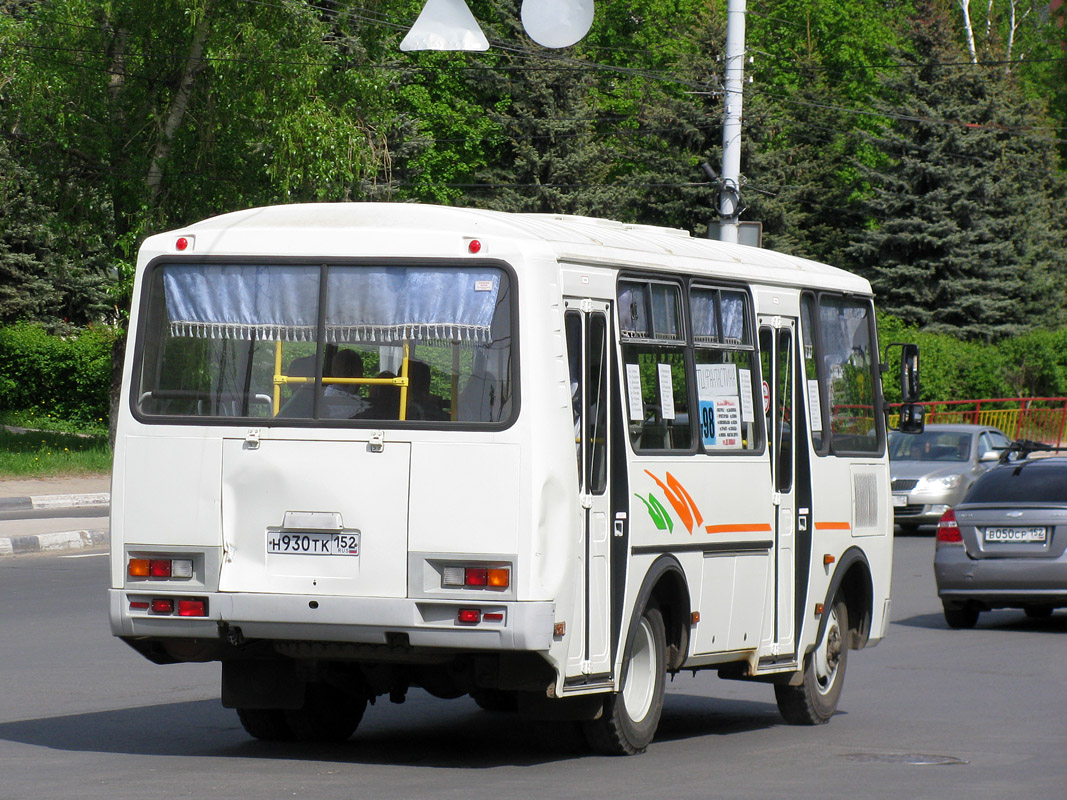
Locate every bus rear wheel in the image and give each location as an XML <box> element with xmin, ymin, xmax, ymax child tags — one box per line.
<box><xmin>775</xmin><ymin>597</ymin><xmax>849</xmax><ymax>725</ymax></box>
<box><xmin>236</xmin><ymin>708</ymin><xmax>294</xmax><ymax>741</ymax></box>
<box><xmin>584</xmin><ymin>604</ymin><xmax>667</xmax><ymax>755</ymax></box>
<box><xmin>285</xmin><ymin>682</ymin><xmax>367</xmax><ymax>742</ymax></box>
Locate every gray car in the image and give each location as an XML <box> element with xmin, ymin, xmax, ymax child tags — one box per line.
<box><xmin>889</xmin><ymin>424</ymin><xmax>1010</xmax><ymax>531</ymax></box>
<box><xmin>934</xmin><ymin>448</ymin><xmax>1067</xmax><ymax>628</ymax></box>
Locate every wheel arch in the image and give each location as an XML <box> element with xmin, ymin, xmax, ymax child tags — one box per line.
<box><xmin>819</xmin><ymin>546</ymin><xmax>874</xmax><ymax>651</ymax></box>
<box><xmin>628</xmin><ymin>554</ymin><xmax>691</xmax><ymax>672</ymax></box>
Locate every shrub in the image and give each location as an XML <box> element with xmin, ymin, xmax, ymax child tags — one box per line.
<box><xmin>0</xmin><ymin>322</ymin><xmax>117</xmax><ymax>430</ymax></box>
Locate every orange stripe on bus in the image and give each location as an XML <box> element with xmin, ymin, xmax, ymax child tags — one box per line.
<box><xmin>814</xmin><ymin>522</ymin><xmax>852</xmax><ymax>531</ymax></box>
<box><xmin>705</xmin><ymin>523</ymin><xmax>774</xmax><ymax>534</ymax></box>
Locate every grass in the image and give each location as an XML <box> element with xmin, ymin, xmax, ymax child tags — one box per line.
<box><xmin>0</xmin><ymin>426</ymin><xmax>112</xmax><ymax>477</ymax></box>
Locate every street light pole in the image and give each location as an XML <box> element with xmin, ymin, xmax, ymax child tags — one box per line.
<box><xmin>718</xmin><ymin>0</ymin><xmax>746</xmax><ymax>244</ymax></box>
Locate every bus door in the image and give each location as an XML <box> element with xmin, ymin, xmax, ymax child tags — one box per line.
<box><xmin>564</xmin><ymin>300</ymin><xmax>613</xmax><ymax>680</ymax></box>
<box><xmin>759</xmin><ymin>316</ymin><xmax>796</xmax><ymax>657</ymax></box>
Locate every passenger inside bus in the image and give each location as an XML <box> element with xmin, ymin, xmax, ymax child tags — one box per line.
<box><xmin>322</xmin><ymin>349</ymin><xmax>369</xmax><ymax>418</ymax></box>
<box><xmin>356</xmin><ymin>371</ymin><xmax>400</xmax><ymax>420</ymax></box>
<box><xmin>406</xmin><ymin>360</ymin><xmax>448</xmax><ymax>420</ymax></box>
<box><xmin>277</xmin><ymin>355</ymin><xmax>317</xmax><ymax>418</ymax></box>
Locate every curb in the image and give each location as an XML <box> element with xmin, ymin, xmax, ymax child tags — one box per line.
<box><xmin>0</xmin><ymin>492</ymin><xmax>111</xmax><ymax>512</ymax></box>
<box><xmin>0</xmin><ymin>527</ymin><xmax>109</xmax><ymax>557</ymax></box>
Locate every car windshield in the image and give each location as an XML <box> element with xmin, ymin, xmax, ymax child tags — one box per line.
<box><xmin>889</xmin><ymin>431</ymin><xmax>970</xmax><ymax>462</ymax></box>
<box><xmin>965</xmin><ymin>463</ymin><xmax>1067</xmax><ymax>503</ymax></box>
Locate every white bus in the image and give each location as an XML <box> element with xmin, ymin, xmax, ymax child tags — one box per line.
<box><xmin>110</xmin><ymin>203</ymin><xmax>921</xmax><ymax>754</ymax></box>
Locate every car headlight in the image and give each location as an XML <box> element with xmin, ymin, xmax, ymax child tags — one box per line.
<box><xmin>916</xmin><ymin>474</ymin><xmax>962</xmax><ymax>491</ymax></box>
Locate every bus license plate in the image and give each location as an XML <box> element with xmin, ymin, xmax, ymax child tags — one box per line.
<box><xmin>983</xmin><ymin>527</ymin><xmax>1046</xmax><ymax>543</ymax></box>
<box><xmin>267</xmin><ymin>531</ymin><xmax>360</xmax><ymax>556</ymax></box>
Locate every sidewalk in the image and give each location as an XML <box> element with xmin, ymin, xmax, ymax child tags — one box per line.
<box><xmin>0</xmin><ymin>474</ymin><xmax>111</xmax><ymax>557</ymax></box>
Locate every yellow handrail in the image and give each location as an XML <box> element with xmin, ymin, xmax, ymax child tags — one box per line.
<box><xmin>270</xmin><ymin>341</ymin><xmax>411</xmax><ymax>419</ymax></box>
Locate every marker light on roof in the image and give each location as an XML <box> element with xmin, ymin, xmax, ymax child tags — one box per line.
<box><xmin>467</xmin><ymin>239</ymin><xmax>482</xmax><ymax>254</ymax></box>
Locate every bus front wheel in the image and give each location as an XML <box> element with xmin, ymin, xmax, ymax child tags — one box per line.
<box><xmin>775</xmin><ymin>597</ymin><xmax>849</xmax><ymax>725</ymax></box>
<box><xmin>584</xmin><ymin>604</ymin><xmax>667</xmax><ymax>755</ymax></box>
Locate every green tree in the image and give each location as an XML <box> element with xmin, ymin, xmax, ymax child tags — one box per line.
<box><xmin>0</xmin><ymin>0</ymin><xmax>397</xmax><ymax>307</ymax></box>
<box><xmin>847</xmin><ymin>0</ymin><xmax>1067</xmax><ymax>340</ymax></box>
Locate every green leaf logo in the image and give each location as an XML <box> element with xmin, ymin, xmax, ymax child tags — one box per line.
<box><xmin>635</xmin><ymin>492</ymin><xmax>673</xmax><ymax>532</ymax></box>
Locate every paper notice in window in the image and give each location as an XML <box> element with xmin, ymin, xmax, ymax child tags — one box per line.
<box><xmin>626</xmin><ymin>364</ymin><xmax>644</xmax><ymax>421</ymax></box>
<box><xmin>807</xmin><ymin>380</ymin><xmax>823</xmax><ymax>432</ymax></box>
<box><xmin>739</xmin><ymin>368</ymin><xmax>755</xmax><ymax>423</ymax></box>
<box><xmin>658</xmin><ymin>363</ymin><xmax>675</xmax><ymax>420</ymax></box>
<box><xmin>698</xmin><ymin>395</ymin><xmax>742</xmax><ymax>449</ymax></box>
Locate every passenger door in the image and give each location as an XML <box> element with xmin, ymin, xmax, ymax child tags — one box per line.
<box><xmin>759</xmin><ymin>317</ymin><xmax>796</xmax><ymax>656</ymax></box>
<box><xmin>564</xmin><ymin>300</ymin><xmax>613</xmax><ymax>680</ymax></box>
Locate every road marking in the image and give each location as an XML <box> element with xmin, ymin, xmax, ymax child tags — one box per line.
<box><xmin>61</xmin><ymin>552</ymin><xmax>108</xmax><ymax>559</ymax></box>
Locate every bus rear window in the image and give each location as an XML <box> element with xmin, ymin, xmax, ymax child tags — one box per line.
<box><xmin>134</xmin><ymin>262</ymin><xmax>514</xmax><ymax>425</ymax></box>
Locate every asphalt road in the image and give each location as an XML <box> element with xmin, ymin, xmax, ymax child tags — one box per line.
<box><xmin>2</xmin><ymin>535</ymin><xmax>1065</xmax><ymax>800</ymax></box>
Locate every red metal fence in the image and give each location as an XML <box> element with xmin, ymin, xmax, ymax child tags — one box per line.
<box><xmin>917</xmin><ymin>398</ymin><xmax>1067</xmax><ymax>448</ymax></box>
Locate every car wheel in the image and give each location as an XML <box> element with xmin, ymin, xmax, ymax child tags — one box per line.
<box><xmin>584</xmin><ymin>604</ymin><xmax>667</xmax><ymax>755</ymax></box>
<box><xmin>775</xmin><ymin>597</ymin><xmax>849</xmax><ymax>725</ymax></box>
<box><xmin>1024</xmin><ymin>606</ymin><xmax>1054</xmax><ymax>619</ymax></box>
<box><xmin>942</xmin><ymin>601</ymin><xmax>979</xmax><ymax>629</ymax></box>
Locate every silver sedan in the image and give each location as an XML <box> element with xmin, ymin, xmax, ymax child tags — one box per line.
<box><xmin>934</xmin><ymin>452</ymin><xmax>1067</xmax><ymax>628</ymax></box>
<box><xmin>889</xmin><ymin>424</ymin><xmax>1010</xmax><ymax>531</ymax></box>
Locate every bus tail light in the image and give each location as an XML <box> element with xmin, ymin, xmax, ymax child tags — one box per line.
<box><xmin>133</xmin><ymin>596</ymin><xmax>208</xmax><ymax>617</ymax></box>
<box><xmin>149</xmin><ymin>559</ymin><xmax>172</xmax><ymax>578</ymax></box>
<box><xmin>441</xmin><ymin>563</ymin><xmax>510</xmax><ymax>590</ymax></box>
<box><xmin>936</xmin><ymin>509</ymin><xmax>962</xmax><ymax>543</ymax></box>
<box><xmin>456</xmin><ymin>609</ymin><xmax>505</xmax><ymax>624</ymax></box>
<box><xmin>178</xmin><ymin>599</ymin><xmax>207</xmax><ymax>617</ymax></box>
<box><xmin>465</xmin><ymin>568</ymin><xmax>488</xmax><ymax>586</ymax></box>
<box><xmin>129</xmin><ymin>557</ymin><xmax>194</xmax><ymax>580</ymax></box>
<box><xmin>128</xmin><ymin>558</ymin><xmax>150</xmax><ymax>577</ymax></box>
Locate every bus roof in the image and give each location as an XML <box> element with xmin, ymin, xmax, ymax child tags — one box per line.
<box><xmin>143</xmin><ymin>202</ymin><xmax>872</xmax><ymax>295</ymax></box>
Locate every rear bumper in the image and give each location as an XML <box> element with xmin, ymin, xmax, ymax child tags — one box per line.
<box><xmin>934</xmin><ymin>547</ymin><xmax>1067</xmax><ymax>605</ymax></box>
<box><xmin>110</xmin><ymin>589</ymin><xmax>556</xmax><ymax>652</ymax></box>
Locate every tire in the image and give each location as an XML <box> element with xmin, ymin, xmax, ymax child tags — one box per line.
<box><xmin>775</xmin><ymin>598</ymin><xmax>849</xmax><ymax>725</ymax></box>
<box><xmin>471</xmin><ymin>689</ymin><xmax>519</xmax><ymax>713</ymax></box>
<box><xmin>284</xmin><ymin>682</ymin><xmax>367</xmax><ymax>742</ymax></box>
<box><xmin>584</xmin><ymin>604</ymin><xmax>667</xmax><ymax>755</ymax></box>
<box><xmin>943</xmin><ymin>601</ymin><xmax>980</xmax><ymax>629</ymax></box>
<box><xmin>236</xmin><ymin>708</ymin><xmax>295</xmax><ymax>741</ymax></box>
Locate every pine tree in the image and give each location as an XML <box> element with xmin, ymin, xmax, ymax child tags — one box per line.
<box><xmin>847</xmin><ymin>0</ymin><xmax>1067</xmax><ymax>341</ymax></box>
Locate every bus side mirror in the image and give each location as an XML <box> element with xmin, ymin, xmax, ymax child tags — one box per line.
<box><xmin>897</xmin><ymin>401</ymin><xmax>925</xmax><ymax>434</ymax></box>
<box><xmin>882</xmin><ymin>342</ymin><xmax>924</xmax><ymax>433</ymax></box>
<box><xmin>899</xmin><ymin>343</ymin><xmax>920</xmax><ymax>404</ymax></box>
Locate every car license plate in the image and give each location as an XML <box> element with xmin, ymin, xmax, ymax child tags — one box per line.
<box><xmin>892</xmin><ymin>494</ymin><xmax>908</xmax><ymax>507</ymax></box>
<box><xmin>983</xmin><ymin>527</ymin><xmax>1047</xmax><ymax>543</ymax></box>
<box><xmin>267</xmin><ymin>531</ymin><xmax>360</xmax><ymax>556</ymax></box>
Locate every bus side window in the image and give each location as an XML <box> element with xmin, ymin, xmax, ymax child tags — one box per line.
<box><xmin>618</xmin><ymin>279</ymin><xmax>690</xmax><ymax>452</ymax></box>
<box><xmin>691</xmin><ymin>286</ymin><xmax>760</xmax><ymax>452</ymax></box>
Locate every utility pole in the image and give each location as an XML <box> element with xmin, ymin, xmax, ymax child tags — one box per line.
<box><xmin>718</xmin><ymin>0</ymin><xmax>747</xmax><ymax>244</ymax></box>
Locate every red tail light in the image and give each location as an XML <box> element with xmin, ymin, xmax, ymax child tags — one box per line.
<box><xmin>936</xmin><ymin>509</ymin><xmax>962</xmax><ymax>543</ymax></box>
<box><xmin>177</xmin><ymin>599</ymin><xmax>207</xmax><ymax>617</ymax></box>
